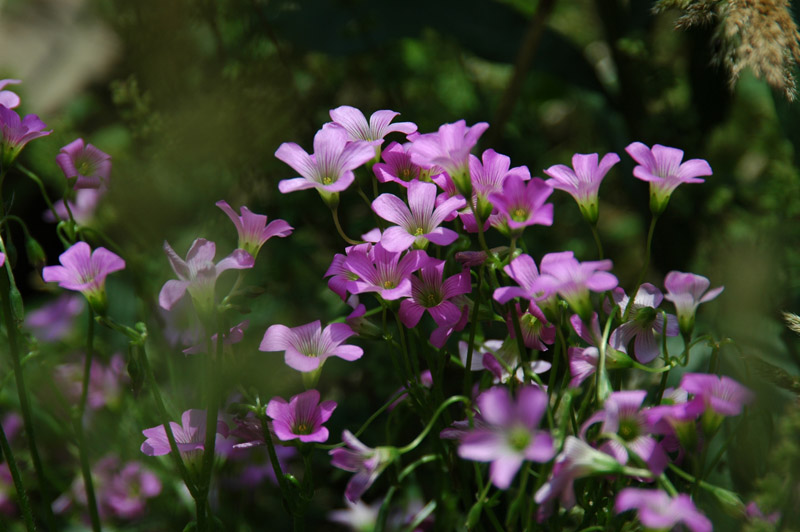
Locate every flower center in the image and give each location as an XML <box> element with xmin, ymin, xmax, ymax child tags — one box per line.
<box><xmin>421</xmin><ymin>290</ymin><xmax>442</xmax><ymax>308</ymax></box>
<box><xmin>511</xmin><ymin>208</ymin><xmax>528</xmax><ymax>222</ymax></box>
<box><xmin>414</xmin><ymin>227</ymin><xmax>425</xmax><ymax>236</ymax></box>
<box><xmin>383</xmin><ymin>280</ymin><xmax>395</xmax><ymax>289</ymax></box>
<box><xmin>400</xmin><ymin>168</ymin><xmax>411</xmax><ymax>180</ymax></box>
<box><xmin>305</xmin><ymin>351</ymin><xmax>317</xmax><ymax>358</ymax></box>
<box><xmin>618</xmin><ymin>418</ymin><xmax>640</xmax><ymax>442</ymax></box>
<box><xmin>322</xmin><ymin>176</ymin><xmax>333</xmax><ymax>185</ymax></box>
<box><xmin>508</xmin><ymin>427</ymin><xmax>531</xmax><ymax>452</ymax></box>
<box><xmin>294</xmin><ymin>422</ymin><xmax>312</xmax><ymax>435</ymax></box>
<box><xmin>634</xmin><ymin>307</ymin><xmax>657</xmax><ymax>328</ymax></box>
<box><xmin>521</xmin><ymin>312</ymin><xmax>543</xmax><ymax>335</ymax></box>
<box><xmin>77</xmin><ymin>159</ymin><xmax>93</xmax><ymax>176</ymax></box>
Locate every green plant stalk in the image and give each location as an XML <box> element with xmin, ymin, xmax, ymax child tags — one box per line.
<box><xmin>623</xmin><ymin>215</ymin><xmax>658</xmax><ymax>321</ymax></box>
<box><xmin>15</xmin><ymin>164</ymin><xmax>61</xmax><ymax>223</ymax></box>
<box><xmin>590</xmin><ymin>223</ymin><xmax>604</xmax><ymax>260</ymax></box>
<box><xmin>376</xmin><ymin>455</ymin><xmax>441</xmax><ymax>532</ymax></box>
<box><xmin>463</xmin><ymin>266</ymin><xmax>484</xmax><ymax>396</ymax></box>
<box><xmin>197</xmin><ymin>326</ymin><xmax>223</xmax><ymax>532</ymax></box>
<box><xmin>398</xmin><ymin>395</ymin><xmax>470</xmax><ymax>454</ymax></box>
<box><xmin>319</xmin><ymin>389</ymin><xmax>407</xmax><ymax>451</ymax></box>
<box><xmin>331</xmin><ymin>206</ymin><xmax>362</xmax><ymax>246</ymax></box>
<box><xmin>0</xmin><ymin>421</ymin><xmax>36</xmax><ymax>531</ymax></box>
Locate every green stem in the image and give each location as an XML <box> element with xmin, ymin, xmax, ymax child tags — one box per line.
<box><xmin>0</xmin><ymin>422</ymin><xmax>36</xmax><ymax>531</ymax></box>
<box><xmin>623</xmin><ymin>214</ymin><xmax>658</xmax><ymax>321</ymax></box>
<box><xmin>463</xmin><ymin>266</ymin><xmax>484</xmax><ymax>397</ymax></box>
<box><xmin>590</xmin><ymin>223</ymin><xmax>604</xmax><ymax>260</ymax></box>
<box><xmin>197</xmin><ymin>320</ymin><xmax>223</xmax><ymax>530</ymax></box>
<box><xmin>595</xmin><ymin>310</ymin><xmax>615</xmax><ymax>404</ymax></box>
<box><xmin>258</xmin><ymin>409</ymin><xmax>292</xmax><ymax>511</ymax></box>
<box><xmin>319</xmin><ymin>389</ymin><xmax>407</xmax><ymax>451</ymax></box>
<box><xmin>331</xmin><ymin>206</ymin><xmax>362</xmax><ymax>246</ymax></box>
<box><xmin>15</xmin><ymin>164</ymin><xmax>61</xmax><ymax>223</ymax></box>
<box><xmin>376</xmin><ymin>455</ymin><xmax>441</xmax><ymax>532</ymax></box>
<box><xmin>398</xmin><ymin>396</ymin><xmax>470</xmax><ymax>454</ymax></box>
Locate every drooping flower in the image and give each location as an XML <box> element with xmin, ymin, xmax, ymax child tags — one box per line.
<box><xmin>56</xmin><ymin>138</ymin><xmax>112</xmax><ymax>190</ymax></box>
<box><xmin>267</xmin><ymin>389</ymin><xmax>337</xmax><ymax>443</ymax></box>
<box><xmin>543</xmin><ymin>152</ymin><xmax>619</xmax><ymax>224</ymax></box>
<box><xmin>259</xmin><ymin>320</ymin><xmax>363</xmax><ymax>372</ymax></box>
<box><xmin>408</xmin><ymin>120</ymin><xmax>489</xmax><ymax>197</ymax></box>
<box><xmin>158</xmin><ymin>238</ymin><xmax>254</xmax><ymax>317</ymax></box>
<box><xmin>329</xmin><ymin>430</ymin><xmax>396</xmax><ymax>502</ymax></box>
<box><xmin>25</xmin><ymin>293</ymin><xmax>85</xmax><ymax>342</ymax></box>
<box><xmin>373</xmin><ymin>141</ymin><xmax>422</xmax><ymax>186</ymax></box>
<box><xmin>0</xmin><ymin>105</ymin><xmax>50</xmax><ymax>169</ymax></box>
<box><xmin>329</xmin><ymin>106</ymin><xmax>416</xmax><ymax>148</ymax></box>
<box><xmin>615</xmin><ymin>488</ymin><xmax>712</xmax><ymax>532</ymax></box>
<box><xmin>679</xmin><ymin>373</ymin><xmax>754</xmax><ymax>433</ymax></box>
<box><xmin>275</xmin><ymin>123</ymin><xmax>375</xmax><ymax>201</ymax></box>
<box><xmin>372</xmin><ymin>179</ymin><xmax>465</xmax><ymax>252</ymax></box>
<box><xmin>663</xmin><ymin>271</ymin><xmax>724</xmax><ymax>336</ymax></box>
<box><xmin>216</xmin><ymin>200</ymin><xmax>293</xmax><ymax>259</ymax></box>
<box><xmin>398</xmin><ymin>257</ymin><xmax>471</xmax><ymax>332</ymax></box>
<box><xmin>42</xmin><ymin>242</ymin><xmax>125</xmax><ymax>315</ymax></box>
<box><xmin>609</xmin><ymin>283</ymin><xmax>678</xmax><ymax>364</ymax></box>
<box><xmin>458</xmin><ymin>386</ymin><xmax>555</xmax><ymax>489</ymax></box>
<box><xmin>625</xmin><ymin>142</ymin><xmax>712</xmax><ymax>215</ymax></box>
<box><xmin>489</xmin><ymin>175</ymin><xmax>554</xmax><ymax>237</ymax></box>
<box><xmin>0</xmin><ymin>79</ymin><xmax>21</xmax><ymax>109</ymax></box>
<box><xmin>141</xmin><ymin>409</ymin><xmax>230</xmax><ymax>457</ymax></box>
<box><xmin>469</xmin><ymin>149</ymin><xmax>531</xmax><ymax>219</ymax></box>
<box><xmin>343</xmin><ymin>242</ymin><xmax>427</xmax><ymax>300</ymax></box>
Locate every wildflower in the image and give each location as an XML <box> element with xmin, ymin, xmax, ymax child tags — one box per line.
<box><xmin>329</xmin><ymin>430</ymin><xmax>396</xmax><ymax>502</ymax></box>
<box><xmin>408</xmin><ymin>120</ymin><xmax>489</xmax><ymax>197</ymax></box>
<box><xmin>275</xmin><ymin>123</ymin><xmax>375</xmax><ymax>204</ymax></box>
<box><xmin>373</xmin><ymin>141</ymin><xmax>422</xmax><ymax>186</ymax></box>
<box><xmin>615</xmin><ymin>488</ymin><xmax>712</xmax><ymax>532</ymax></box>
<box><xmin>342</xmin><ymin>242</ymin><xmax>427</xmax><ymax>300</ymax></box>
<box><xmin>56</xmin><ymin>138</ymin><xmax>112</xmax><ymax>190</ymax></box>
<box><xmin>543</xmin><ymin>152</ymin><xmax>619</xmax><ymax>224</ymax></box>
<box><xmin>568</xmin><ymin>346</ymin><xmax>600</xmax><ymax>388</ymax></box>
<box><xmin>663</xmin><ymin>271</ymin><xmax>724</xmax><ymax>336</ymax></box>
<box><xmin>216</xmin><ymin>200</ymin><xmax>293</xmax><ymax>259</ymax></box>
<box><xmin>646</xmin><ymin>388</ymin><xmax>705</xmax><ymax>452</ymax></box>
<box><xmin>625</xmin><ymin>142</ymin><xmax>712</xmax><ymax>215</ymax></box>
<box><xmin>0</xmin><ymin>105</ymin><xmax>50</xmax><ymax>170</ymax></box>
<box><xmin>141</xmin><ymin>409</ymin><xmax>230</xmax><ymax>458</ymax></box>
<box><xmin>25</xmin><ymin>293</ymin><xmax>85</xmax><ymax>342</ymax></box>
<box><xmin>568</xmin><ymin>313</ymin><xmax>633</xmax><ymax>387</ymax></box>
<box><xmin>42</xmin><ymin>242</ymin><xmax>125</xmax><ymax>315</ymax></box>
<box><xmin>328</xmin><ymin>499</ymin><xmax>380</xmax><ymax>531</ymax></box>
<box><xmin>329</xmin><ymin>106</ymin><xmax>416</xmax><ymax>148</ymax></box>
<box><xmin>0</xmin><ymin>79</ymin><xmax>21</xmax><ymax>109</ymax></box>
<box><xmin>372</xmin><ymin>179</ymin><xmax>465</xmax><ymax>252</ymax></box>
<box><xmin>398</xmin><ymin>257</ymin><xmax>471</xmax><ymax>332</ymax></box>
<box><xmin>534</xmin><ymin>251</ymin><xmax>618</xmax><ymax>321</ymax></box>
<box><xmin>494</xmin><ymin>254</ymin><xmax>546</xmax><ymax>304</ymax></box>
<box><xmin>469</xmin><ymin>149</ymin><xmax>531</xmax><ymax>220</ymax></box>
<box><xmin>458</xmin><ymin>386</ymin><xmax>555</xmax><ymax>489</ymax></box>
<box><xmin>506</xmin><ymin>302</ymin><xmax>555</xmax><ymax>351</ymax></box>
<box><xmin>679</xmin><ymin>373</ymin><xmax>754</xmax><ymax>434</ymax></box>
<box><xmin>158</xmin><ymin>238</ymin><xmax>254</xmax><ymax>318</ymax></box>
<box><xmin>609</xmin><ymin>283</ymin><xmax>678</xmax><ymax>364</ymax></box>
<box><xmin>324</xmin><ymin>243</ymin><xmax>371</xmax><ymax>301</ymax></box>
<box><xmin>259</xmin><ymin>320</ymin><xmax>363</xmax><ymax>372</ymax></box>
<box><xmin>489</xmin><ymin>175</ymin><xmax>554</xmax><ymax>237</ymax></box>
<box><xmin>266</xmin><ymin>389</ymin><xmax>337</xmax><ymax>443</ymax></box>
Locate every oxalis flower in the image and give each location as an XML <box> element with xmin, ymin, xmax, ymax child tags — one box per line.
<box><xmin>329</xmin><ymin>430</ymin><xmax>397</xmax><ymax>502</ymax></box>
<box><xmin>266</xmin><ymin>389</ymin><xmax>336</xmax><ymax>443</ymax></box>
<box><xmin>0</xmin><ymin>79</ymin><xmax>21</xmax><ymax>109</ymax></box>
<box><xmin>489</xmin><ymin>175</ymin><xmax>554</xmax><ymax>237</ymax></box>
<box><xmin>469</xmin><ymin>148</ymin><xmax>531</xmax><ymax>220</ymax></box>
<box><xmin>141</xmin><ymin>409</ymin><xmax>229</xmax><ymax>459</ymax></box>
<box><xmin>534</xmin><ymin>251</ymin><xmax>618</xmax><ymax>321</ymax></box>
<box><xmin>329</xmin><ymin>106</ymin><xmax>416</xmax><ymax>153</ymax></box>
<box><xmin>216</xmin><ymin>200</ymin><xmax>293</xmax><ymax>260</ymax></box>
<box><xmin>42</xmin><ymin>241</ymin><xmax>125</xmax><ymax>315</ymax></box>
<box><xmin>373</xmin><ymin>141</ymin><xmax>422</xmax><ymax>186</ymax></box>
<box><xmin>663</xmin><ymin>271</ymin><xmax>724</xmax><ymax>336</ymax></box>
<box><xmin>458</xmin><ymin>386</ymin><xmax>555</xmax><ymax>489</ymax></box>
<box><xmin>609</xmin><ymin>283</ymin><xmax>678</xmax><ymax>364</ymax></box>
<box><xmin>259</xmin><ymin>320</ymin><xmax>363</xmax><ymax>373</ymax></box>
<box><xmin>543</xmin><ymin>151</ymin><xmax>619</xmax><ymax>224</ymax></box>
<box><xmin>679</xmin><ymin>372</ymin><xmax>754</xmax><ymax>434</ymax></box>
<box><xmin>342</xmin><ymin>242</ymin><xmax>427</xmax><ymax>300</ymax></box>
<box><xmin>0</xmin><ymin>105</ymin><xmax>51</xmax><ymax>170</ymax></box>
<box><xmin>616</xmin><ymin>488</ymin><xmax>712</xmax><ymax>532</ymax></box>
<box><xmin>56</xmin><ymin>138</ymin><xmax>112</xmax><ymax>190</ymax></box>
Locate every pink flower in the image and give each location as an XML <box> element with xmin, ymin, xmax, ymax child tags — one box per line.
<box><xmin>216</xmin><ymin>200</ymin><xmax>293</xmax><ymax>259</ymax></box>
<box><xmin>616</xmin><ymin>488</ymin><xmax>712</xmax><ymax>532</ymax></box>
<box><xmin>373</xmin><ymin>141</ymin><xmax>422</xmax><ymax>186</ymax></box>
<box><xmin>54</xmin><ymin>353</ymin><xmax>127</xmax><ymax>411</ymax></box>
<box><xmin>679</xmin><ymin>373</ymin><xmax>754</xmax><ymax>433</ymax></box>
<box><xmin>45</xmin><ymin>188</ymin><xmax>105</xmax><ymax>225</ymax></box>
<box><xmin>398</xmin><ymin>257</ymin><xmax>471</xmax><ymax>334</ymax></box>
<box><xmin>0</xmin><ymin>79</ymin><xmax>21</xmax><ymax>109</ymax></box>
<box><xmin>183</xmin><ymin>321</ymin><xmax>249</xmax><ymax>355</ymax></box>
<box><xmin>42</xmin><ymin>242</ymin><xmax>125</xmax><ymax>315</ymax></box>
<box><xmin>329</xmin><ymin>106</ymin><xmax>416</xmax><ymax>144</ymax></box>
<box><xmin>266</xmin><ymin>389</ymin><xmax>337</xmax><ymax>443</ymax></box>
<box><xmin>25</xmin><ymin>293</ymin><xmax>85</xmax><ymax>342</ymax></box>
<box><xmin>55</xmin><ymin>138</ymin><xmax>112</xmax><ymax>190</ymax></box>
<box><xmin>141</xmin><ymin>409</ymin><xmax>229</xmax><ymax>457</ymax></box>
<box><xmin>259</xmin><ymin>320</ymin><xmax>363</xmax><ymax>372</ymax></box>
<box><xmin>342</xmin><ymin>242</ymin><xmax>427</xmax><ymax>300</ymax></box>
<box><xmin>543</xmin><ymin>152</ymin><xmax>619</xmax><ymax>224</ymax></box>
<box><xmin>609</xmin><ymin>283</ymin><xmax>678</xmax><ymax>364</ymax></box>
<box><xmin>470</xmin><ymin>149</ymin><xmax>530</xmax><ymax>219</ymax></box>
<box><xmin>663</xmin><ymin>271</ymin><xmax>724</xmax><ymax>335</ymax></box>
<box><xmin>329</xmin><ymin>430</ymin><xmax>396</xmax><ymax>502</ymax></box>
<box><xmin>489</xmin><ymin>175</ymin><xmax>554</xmax><ymax>236</ymax></box>
<box><xmin>0</xmin><ymin>105</ymin><xmax>50</xmax><ymax>169</ymax></box>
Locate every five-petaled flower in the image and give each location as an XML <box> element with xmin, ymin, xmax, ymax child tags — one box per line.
<box><xmin>216</xmin><ymin>200</ymin><xmax>293</xmax><ymax>260</ymax></box>
<box><xmin>266</xmin><ymin>389</ymin><xmax>337</xmax><ymax>443</ymax></box>
<box><xmin>663</xmin><ymin>271</ymin><xmax>724</xmax><ymax>336</ymax></box>
<box><xmin>609</xmin><ymin>283</ymin><xmax>678</xmax><ymax>364</ymax></box>
<box><xmin>141</xmin><ymin>409</ymin><xmax>230</xmax><ymax>459</ymax></box>
<box><xmin>259</xmin><ymin>320</ymin><xmax>363</xmax><ymax>373</ymax></box>
<box><xmin>56</xmin><ymin>138</ymin><xmax>112</xmax><ymax>189</ymax></box>
<box><xmin>329</xmin><ymin>430</ymin><xmax>396</xmax><ymax>502</ymax></box>
<box><xmin>329</xmin><ymin>106</ymin><xmax>416</xmax><ymax>153</ymax></box>
<box><xmin>0</xmin><ymin>105</ymin><xmax>51</xmax><ymax>170</ymax></box>
<box><xmin>543</xmin><ymin>151</ymin><xmax>619</xmax><ymax>224</ymax></box>
<box><xmin>534</xmin><ymin>251</ymin><xmax>618</xmax><ymax>321</ymax></box>
<box><xmin>489</xmin><ymin>175</ymin><xmax>554</xmax><ymax>237</ymax></box>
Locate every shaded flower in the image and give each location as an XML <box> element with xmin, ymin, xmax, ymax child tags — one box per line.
<box><xmin>324</xmin><ymin>243</ymin><xmax>371</xmax><ymax>301</ymax></box>
<box><xmin>0</xmin><ymin>105</ymin><xmax>51</xmax><ymax>169</ymax></box>
<box><xmin>534</xmin><ymin>251</ymin><xmax>618</xmax><ymax>321</ymax></box>
<box><xmin>25</xmin><ymin>293</ymin><xmax>85</xmax><ymax>342</ymax></box>
<box><xmin>54</xmin><ymin>353</ymin><xmax>127</xmax><ymax>411</ymax></box>
<box><xmin>45</xmin><ymin>188</ymin><xmax>105</xmax><ymax>225</ymax></box>
<box><xmin>216</xmin><ymin>200</ymin><xmax>293</xmax><ymax>259</ymax></box>
<box><xmin>493</xmin><ymin>253</ymin><xmax>545</xmax><ymax>304</ymax></box>
<box><xmin>329</xmin><ymin>430</ymin><xmax>396</xmax><ymax>502</ymax></box>
<box><xmin>259</xmin><ymin>320</ymin><xmax>363</xmax><ymax>372</ymax></box>
<box><xmin>266</xmin><ymin>389</ymin><xmax>337</xmax><ymax>443</ymax></box>
<box><xmin>663</xmin><ymin>271</ymin><xmax>724</xmax><ymax>336</ymax></box>
<box><xmin>616</xmin><ymin>488</ymin><xmax>712</xmax><ymax>532</ymax></box>
<box><xmin>489</xmin><ymin>175</ymin><xmax>554</xmax><ymax>236</ymax></box>
<box><xmin>469</xmin><ymin>149</ymin><xmax>530</xmax><ymax>219</ymax></box>
<box><xmin>141</xmin><ymin>409</ymin><xmax>229</xmax><ymax>457</ymax></box>
<box><xmin>679</xmin><ymin>373</ymin><xmax>754</xmax><ymax>433</ymax></box>
<box><xmin>56</xmin><ymin>138</ymin><xmax>112</xmax><ymax>190</ymax></box>
<box><xmin>0</xmin><ymin>79</ymin><xmax>21</xmax><ymax>109</ymax></box>
<box><xmin>543</xmin><ymin>152</ymin><xmax>619</xmax><ymax>224</ymax></box>
<box><xmin>506</xmin><ymin>302</ymin><xmax>555</xmax><ymax>351</ymax></box>
<box><xmin>609</xmin><ymin>283</ymin><xmax>678</xmax><ymax>364</ymax></box>
<box><xmin>183</xmin><ymin>321</ymin><xmax>249</xmax><ymax>355</ymax></box>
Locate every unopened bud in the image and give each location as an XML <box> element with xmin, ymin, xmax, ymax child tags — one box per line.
<box><xmin>25</xmin><ymin>237</ymin><xmax>46</xmax><ymax>269</ymax></box>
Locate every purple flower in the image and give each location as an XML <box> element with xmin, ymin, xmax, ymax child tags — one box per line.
<box><xmin>0</xmin><ymin>105</ymin><xmax>51</xmax><ymax>169</ymax></box>
<box><xmin>329</xmin><ymin>430</ymin><xmax>396</xmax><ymax>502</ymax></box>
<box><xmin>625</xmin><ymin>142</ymin><xmax>712</xmax><ymax>215</ymax></box>
<box><xmin>266</xmin><ymin>389</ymin><xmax>337</xmax><ymax>443</ymax></box>
<box><xmin>373</xmin><ymin>141</ymin><xmax>422</xmax><ymax>186</ymax></box>
<box><xmin>470</xmin><ymin>149</ymin><xmax>530</xmax><ymax>219</ymax></box>
<box><xmin>663</xmin><ymin>271</ymin><xmax>724</xmax><ymax>335</ymax></box>
<box><xmin>458</xmin><ymin>386</ymin><xmax>555</xmax><ymax>489</ymax></box>
<box><xmin>568</xmin><ymin>313</ymin><xmax>633</xmax><ymax>387</ymax></box>
<box><xmin>609</xmin><ymin>283</ymin><xmax>678</xmax><ymax>364</ymax></box>
<box><xmin>398</xmin><ymin>257</ymin><xmax>471</xmax><ymax>331</ymax></box>
<box><xmin>141</xmin><ymin>409</ymin><xmax>230</xmax><ymax>458</ymax></box>
<box><xmin>745</xmin><ymin>501</ymin><xmax>780</xmax><ymax>525</ymax></box>
<box><xmin>25</xmin><ymin>293</ymin><xmax>85</xmax><ymax>342</ymax></box>
<box><xmin>343</xmin><ymin>242</ymin><xmax>427</xmax><ymax>300</ymax></box>
<box><xmin>329</xmin><ymin>499</ymin><xmax>379</xmax><ymax>530</ymax></box>
<box><xmin>55</xmin><ymin>138</ymin><xmax>112</xmax><ymax>190</ymax></box>
<box><xmin>0</xmin><ymin>80</ymin><xmax>21</xmax><ymax>109</ymax></box>
<box><xmin>216</xmin><ymin>200</ymin><xmax>293</xmax><ymax>259</ymax></box>
<box><xmin>534</xmin><ymin>251</ymin><xmax>618</xmax><ymax>321</ymax></box>
<box><xmin>679</xmin><ymin>373</ymin><xmax>754</xmax><ymax>433</ymax></box>
<box><xmin>372</xmin><ymin>179</ymin><xmax>465</xmax><ymax>252</ymax></box>
<box><xmin>568</xmin><ymin>346</ymin><xmax>599</xmax><ymax>388</ymax></box>
<box><xmin>42</xmin><ymin>242</ymin><xmax>125</xmax><ymax>315</ymax></box>
<box><xmin>616</xmin><ymin>488</ymin><xmax>712</xmax><ymax>532</ymax></box>
<box><xmin>506</xmin><ymin>302</ymin><xmax>556</xmax><ymax>351</ymax></box>
<box><xmin>158</xmin><ymin>238</ymin><xmax>254</xmax><ymax>316</ymax></box>
<box><xmin>183</xmin><ymin>321</ymin><xmax>249</xmax><ymax>355</ymax></box>
<box><xmin>489</xmin><ymin>175</ymin><xmax>554</xmax><ymax>236</ymax></box>
<box><xmin>324</xmin><ymin>243</ymin><xmax>371</xmax><ymax>301</ymax></box>
<box><xmin>259</xmin><ymin>320</ymin><xmax>363</xmax><ymax>372</ymax></box>
<box><xmin>645</xmin><ymin>389</ymin><xmax>706</xmax><ymax>452</ymax></box>
<box><xmin>45</xmin><ymin>188</ymin><xmax>105</xmax><ymax>225</ymax></box>
<box><xmin>543</xmin><ymin>152</ymin><xmax>619</xmax><ymax>224</ymax></box>
<box><xmin>329</xmin><ymin>106</ymin><xmax>416</xmax><ymax>145</ymax></box>
<box><xmin>275</xmin><ymin>123</ymin><xmax>375</xmax><ymax>198</ymax></box>
<box><xmin>494</xmin><ymin>254</ymin><xmax>545</xmax><ymax>304</ymax></box>
<box><xmin>408</xmin><ymin>120</ymin><xmax>489</xmax><ymax>197</ymax></box>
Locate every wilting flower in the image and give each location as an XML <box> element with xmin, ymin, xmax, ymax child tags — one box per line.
<box><xmin>329</xmin><ymin>106</ymin><xmax>416</xmax><ymax>147</ymax></box>
<box><xmin>489</xmin><ymin>175</ymin><xmax>554</xmax><ymax>236</ymax></box>
<box><xmin>616</xmin><ymin>488</ymin><xmax>712</xmax><ymax>532</ymax></box>
<box><xmin>216</xmin><ymin>200</ymin><xmax>293</xmax><ymax>259</ymax></box>
<box><xmin>267</xmin><ymin>389</ymin><xmax>337</xmax><ymax>443</ymax></box>
<box><xmin>25</xmin><ymin>293</ymin><xmax>85</xmax><ymax>342</ymax></box>
<box><xmin>260</xmin><ymin>320</ymin><xmax>363</xmax><ymax>372</ymax></box>
<box><xmin>56</xmin><ymin>138</ymin><xmax>112</xmax><ymax>189</ymax></box>
<box><xmin>534</xmin><ymin>251</ymin><xmax>618</xmax><ymax>321</ymax></box>
<box><xmin>609</xmin><ymin>283</ymin><xmax>678</xmax><ymax>364</ymax></box>
<box><xmin>0</xmin><ymin>79</ymin><xmax>21</xmax><ymax>109</ymax></box>
<box><xmin>42</xmin><ymin>242</ymin><xmax>125</xmax><ymax>315</ymax></box>
<box><xmin>159</xmin><ymin>238</ymin><xmax>254</xmax><ymax>317</ymax></box>
<box><xmin>625</xmin><ymin>142</ymin><xmax>712</xmax><ymax>215</ymax></box>
<box><xmin>329</xmin><ymin>430</ymin><xmax>396</xmax><ymax>502</ymax></box>
<box><xmin>141</xmin><ymin>409</ymin><xmax>229</xmax><ymax>458</ymax></box>
<box><xmin>458</xmin><ymin>386</ymin><xmax>555</xmax><ymax>489</ymax></box>
<box><xmin>543</xmin><ymin>152</ymin><xmax>619</xmax><ymax>224</ymax></box>
<box><xmin>372</xmin><ymin>179</ymin><xmax>465</xmax><ymax>252</ymax></box>
<box><xmin>663</xmin><ymin>271</ymin><xmax>724</xmax><ymax>336</ymax></box>
<box><xmin>0</xmin><ymin>105</ymin><xmax>51</xmax><ymax>169</ymax></box>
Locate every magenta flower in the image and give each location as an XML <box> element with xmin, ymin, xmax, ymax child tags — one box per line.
<box><xmin>568</xmin><ymin>313</ymin><xmax>633</xmax><ymax>386</ymax></box>
<box><xmin>141</xmin><ymin>409</ymin><xmax>230</xmax><ymax>457</ymax></box>
<box><xmin>533</xmin><ymin>251</ymin><xmax>618</xmax><ymax>321</ymax></box>
<box><xmin>343</xmin><ymin>242</ymin><xmax>427</xmax><ymax>300</ymax></box>
<box><xmin>470</xmin><ymin>149</ymin><xmax>530</xmax><ymax>218</ymax></box>
<box><xmin>616</xmin><ymin>488</ymin><xmax>712</xmax><ymax>532</ymax></box>
<box><xmin>266</xmin><ymin>389</ymin><xmax>337</xmax><ymax>443</ymax></box>
<box><xmin>158</xmin><ymin>238</ymin><xmax>254</xmax><ymax>316</ymax></box>
<box><xmin>398</xmin><ymin>257</ymin><xmax>471</xmax><ymax>330</ymax></box>
<box><xmin>260</xmin><ymin>320</ymin><xmax>363</xmax><ymax>372</ymax></box>
<box><xmin>329</xmin><ymin>106</ymin><xmax>416</xmax><ymax>145</ymax></box>
<box><xmin>494</xmin><ymin>254</ymin><xmax>546</xmax><ymax>305</ymax></box>
<box><xmin>275</xmin><ymin>123</ymin><xmax>375</xmax><ymax>198</ymax></box>
<box><xmin>679</xmin><ymin>373</ymin><xmax>754</xmax><ymax>433</ymax></box>
<box><xmin>646</xmin><ymin>389</ymin><xmax>706</xmax><ymax>451</ymax></box>
<box><xmin>0</xmin><ymin>105</ymin><xmax>50</xmax><ymax>169</ymax></box>
<box><xmin>373</xmin><ymin>141</ymin><xmax>422</xmax><ymax>186</ymax></box>
<box><xmin>42</xmin><ymin>242</ymin><xmax>125</xmax><ymax>315</ymax></box>
<box><xmin>609</xmin><ymin>283</ymin><xmax>678</xmax><ymax>364</ymax></box>
<box><xmin>0</xmin><ymin>80</ymin><xmax>21</xmax><ymax>109</ymax></box>
<box><xmin>458</xmin><ymin>386</ymin><xmax>555</xmax><ymax>489</ymax></box>
<box><xmin>329</xmin><ymin>430</ymin><xmax>396</xmax><ymax>502</ymax></box>
<box><xmin>183</xmin><ymin>320</ymin><xmax>249</xmax><ymax>355</ymax></box>
<box><xmin>372</xmin><ymin>179</ymin><xmax>465</xmax><ymax>252</ymax></box>
<box><xmin>324</xmin><ymin>243</ymin><xmax>371</xmax><ymax>300</ymax></box>
<box><xmin>25</xmin><ymin>293</ymin><xmax>85</xmax><ymax>342</ymax></box>
<box><xmin>625</xmin><ymin>142</ymin><xmax>712</xmax><ymax>215</ymax></box>
<box><xmin>568</xmin><ymin>346</ymin><xmax>599</xmax><ymax>388</ymax></box>
<box><xmin>506</xmin><ymin>302</ymin><xmax>555</xmax><ymax>351</ymax></box>
<box><xmin>56</xmin><ymin>138</ymin><xmax>112</xmax><ymax>190</ymax></box>
<box><xmin>543</xmin><ymin>152</ymin><xmax>619</xmax><ymax>224</ymax></box>
<box><xmin>408</xmin><ymin>120</ymin><xmax>489</xmax><ymax>196</ymax></box>
<box><xmin>489</xmin><ymin>175</ymin><xmax>554</xmax><ymax>236</ymax></box>
<box><xmin>216</xmin><ymin>200</ymin><xmax>293</xmax><ymax>259</ymax></box>
<box><xmin>663</xmin><ymin>271</ymin><xmax>724</xmax><ymax>335</ymax></box>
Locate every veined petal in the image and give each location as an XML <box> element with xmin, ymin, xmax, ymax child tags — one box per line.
<box><xmin>275</xmin><ymin>142</ymin><xmax>316</xmax><ymax>180</ymax></box>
